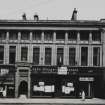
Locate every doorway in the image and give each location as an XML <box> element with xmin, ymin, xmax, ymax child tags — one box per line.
<box><xmin>18</xmin><ymin>81</ymin><xmax>28</xmax><ymax>97</ymax></box>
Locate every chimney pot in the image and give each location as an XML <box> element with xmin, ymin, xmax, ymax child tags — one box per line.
<box><xmin>71</xmin><ymin>8</ymin><xmax>77</xmax><ymax>21</ymax></box>
<box><xmin>34</xmin><ymin>14</ymin><xmax>39</xmax><ymax>21</ymax></box>
<box><xmin>22</xmin><ymin>13</ymin><xmax>27</xmax><ymax>20</ymax></box>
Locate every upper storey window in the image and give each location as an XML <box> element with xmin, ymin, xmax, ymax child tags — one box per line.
<box><xmin>32</xmin><ymin>31</ymin><xmax>41</xmax><ymax>41</ymax></box>
<box><xmin>9</xmin><ymin>31</ymin><xmax>18</xmax><ymax>40</ymax></box>
<box><xmin>44</xmin><ymin>31</ymin><xmax>53</xmax><ymax>41</ymax></box>
<box><xmin>80</xmin><ymin>31</ymin><xmax>89</xmax><ymax>41</ymax></box>
<box><xmin>56</xmin><ymin>31</ymin><xmax>65</xmax><ymax>41</ymax></box>
<box><xmin>21</xmin><ymin>31</ymin><xmax>30</xmax><ymax>40</ymax></box>
<box><xmin>68</xmin><ymin>31</ymin><xmax>77</xmax><ymax>41</ymax></box>
<box><xmin>0</xmin><ymin>31</ymin><xmax>6</xmax><ymax>40</ymax></box>
<box><xmin>92</xmin><ymin>31</ymin><xmax>101</xmax><ymax>41</ymax></box>
<box><xmin>0</xmin><ymin>46</ymin><xmax>4</xmax><ymax>64</ymax></box>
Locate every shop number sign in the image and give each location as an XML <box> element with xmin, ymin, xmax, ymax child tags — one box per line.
<box><xmin>58</xmin><ymin>67</ymin><xmax>68</xmax><ymax>75</ymax></box>
<box><xmin>79</xmin><ymin>77</ymin><xmax>94</xmax><ymax>81</ymax></box>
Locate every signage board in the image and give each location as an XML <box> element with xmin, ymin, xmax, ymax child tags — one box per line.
<box><xmin>79</xmin><ymin>77</ymin><xmax>94</xmax><ymax>81</ymax></box>
<box><xmin>58</xmin><ymin>67</ymin><xmax>67</xmax><ymax>75</ymax></box>
<box><xmin>0</xmin><ymin>69</ymin><xmax>9</xmax><ymax>76</ymax></box>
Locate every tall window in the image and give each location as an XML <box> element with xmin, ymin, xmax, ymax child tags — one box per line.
<box><xmin>44</xmin><ymin>31</ymin><xmax>53</xmax><ymax>41</ymax></box>
<box><xmin>57</xmin><ymin>48</ymin><xmax>64</xmax><ymax>66</ymax></box>
<box><xmin>45</xmin><ymin>48</ymin><xmax>52</xmax><ymax>65</ymax></box>
<box><xmin>0</xmin><ymin>46</ymin><xmax>4</xmax><ymax>64</ymax></box>
<box><xmin>9</xmin><ymin>46</ymin><xmax>16</xmax><ymax>64</ymax></box>
<box><xmin>93</xmin><ymin>47</ymin><xmax>100</xmax><ymax>66</ymax></box>
<box><xmin>69</xmin><ymin>48</ymin><xmax>76</xmax><ymax>66</ymax></box>
<box><xmin>92</xmin><ymin>31</ymin><xmax>101</xmax><ymax>41</ymax></box>
<box><xmin>33</xmin><ymin>47</ymin><xmax>40</xmax><ymax>65</ymax></box>
<box><xmin>56</xmin><ymin>31</ymin><xmax>65</xmax><ymax>41</ymax></box>
<box><xmin>68</xmin><ymin>31</ymin><xmax>77</xmax><ymax>40</ymax></box>
<box><xmin>21</xmin><ymin>47</ymin><xmax>28</xmax><ymax>61</ymax></box>
<box><xmin>80</xmin><ymin>31</ymin><xmax>89</xmax><ymax>41</ymax></box>
<box><xmin>81</xmin><ymin>47</ymin><xmax>88</xmax><ymax>66</ymax></box>
<box><xmin>0</xmin><ymin>31</ymin><xmax>6</xmax><ymax>40</ymax></box>
<box><xmin>9</xmin><ymin>31</ymin><xmax>18</xmax><ymax>40</ymax></box>
<box><xmin>21</xmin><ymin>31</ymin><xmax>30</xmax><ymax>40</ymax></box>
<box><xmin>32</xmin><ymin>31</ymin><xmax>41</xmax><ymax>41</ymax></box>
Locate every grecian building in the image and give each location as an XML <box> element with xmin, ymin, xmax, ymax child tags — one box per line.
<box><xmin>0</xmin><ymin>9</ymin><xmax>105</xmax><ymax>98</ymax></box>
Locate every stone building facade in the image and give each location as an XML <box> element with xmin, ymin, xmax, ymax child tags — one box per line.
<box><xmin>0</xmin><ymin>10</ymin><xmax>105</xmax><ymax>98</ymax></box>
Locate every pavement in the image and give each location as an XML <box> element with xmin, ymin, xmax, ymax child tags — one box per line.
<box><xmin>0</xmin><ymin>97</ymin><xmax>105</xmax><ymax>105</ymax></box>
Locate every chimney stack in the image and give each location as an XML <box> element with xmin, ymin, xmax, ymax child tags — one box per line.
<box><xmin>34</xmin><ymin>14</ymin><xmax>39</xmax><ymax>21</ymax></box>
<box><xmin>71</xmin><ymin>8</ymin><xmax>77</xmax><ymax>21</ymax></box>
<box><xmin>22</xmin><ymin>13</ymin><xmax>27</xmax><ymax>20</ymax></box>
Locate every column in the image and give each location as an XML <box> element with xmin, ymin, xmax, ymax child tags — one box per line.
<box><xmin>88</xmin><ymin>83</ymin><xmax>91</xmax><ymax>97</ymax></box>
<box><xmin>41</xmin><ymin>32</ymin><xmax>44</xmax><ymax>43</ymax></box>
<box><xmin>28</xmin><ymin>44</ymin><xmax>33</xmax><ymax>63</ymax></box>
<box><xmin>65</xmin><ymin>32</ymin><xmax>68</xmax><ymax>44</ymax></box>
<box><xmin>40</xmin><ymin>45</ymin><xmax>45</xmax><ymax>65</ymax></box>
<box><xmin>28</xmin><ymin>68</ymin><xmax>31</xmax><ymax>98</ymax></box>
<box><xmin>89</xmin><ymin>32</ymin><xmax>92</xmax><ymax>44</ymax></box>
<box><xmin>88</xmin><ymin>46</ymin><xmax>92</xmax><ymax>66</ymax></box>
<box><xmin>77</xmin><ymin>32</ymin><xmax>80</xmax><ymax>44</ymax></box>
<box><xmin>30</xmin><ymin>32</ymin><xmax>32</xmax><ymax>42</ymax></box>
<box><xmin>4</xmin><ymin>44</ymin><xmax>9</xmax><ymax>64</ymax></box>
<box><xmin>52</xmin><ymin>45</ymin><xmax>56</xmax><ymax>65</ymax></box>
<box><xmin>53</xmin><ymin>32</ymin><xmax>56</xmax><ymax>43</ymax></box>
<box><xmin>64</xmin><ymin>45</ymin><xmax>68</xmax><ymax>65</ymax></box>
<box><xmin>6</xmin><ymin>31</ymin><xmax>9</xmax><ymax>42</ymax></box>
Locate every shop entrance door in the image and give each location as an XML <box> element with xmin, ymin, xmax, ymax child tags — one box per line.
<box><xmin>18</xmin><ymin>81</ymin><xmax>28</xmax><ymax>97</ymax></box>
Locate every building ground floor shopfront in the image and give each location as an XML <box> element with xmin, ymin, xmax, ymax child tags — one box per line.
<box><xmin>0</xmin><ymin>64</ymin><xmax>104</xmax><ymax>99</ymax></box>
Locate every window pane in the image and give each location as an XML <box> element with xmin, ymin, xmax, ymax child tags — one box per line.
<box><xmin>44</xmin><ymin>31</ymin><xmax>53</xmax><ymax>41</ymax></box>
<box><xmin>21</xmin><ymin>47</ymin><xmax>28</xmax><ymax>61</ymax></box>
<box><xmin>68</xmin><ymin>31</ymin><xmax>77</xmax><ymax>40</ymax></box>
<box><xmin>0</xmin><ymin>31</ymin><xmax>6</xmax><ymax>40</ymax></box>
<box><xmin>81</xmin><ymin>47</ymin><xmax>88</xmax><ymax>66</ymax></box>
<box><xmin>9</xmin><ymin>46</ymin><xmax>16</xmax><ymax>64</ymax></box>
<box><xmin>21</xmin><ymin>31</ymin><xmax>30</xmax><ymax>40</ymax></box>
<box><xmin>32</xmin><ymin>31</ymin><xmax>41</xmax><ymax>40</ymax></box>
<box><xmin>93</xmin><ymin>47</ymin><xmax>100</xmax><ymax>66</ymax></box>
<box><xmin>45</xmin><ymin>48</ymin><xmax>52</xmax><ymax>65</ymax></box>
<box><xmin>0</xmin><ymin>46</ymin><xmax>4</xmax><ymax>64</ymax></box>
<box><xmin>80</xmin><ymin>31</ymin><xmax>89</xmax><ymax>41</ymax></box>
<box><xmin>9</xmin><ymin>31</ymin><xmax>18</xmax><ymax>40</ymax></box>
<box><xmin>92</xmin><ymin>31</ymin><xmax>101</xmax><ymax>41</ymax></box>
<box><xmin>69</xmin><ymin>48</ymin><xmax>76</xmax><ymax>66</ymax></box>
<box><xmin>56</xmin><ymin>31</ymin><xmax>65</xmax><ymax>40</ymax></box>
<box><xmin>33</xmin><ymin>47</ymin><xmax>40</xmax><ymax>65</ymax></box>
<box><xmin>57</xmin><ymin>48</ymin><xmax>64</xmax><ymax>66</ymax></box>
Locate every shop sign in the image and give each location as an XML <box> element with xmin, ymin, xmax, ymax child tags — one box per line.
<box><xmin>0</xmin><ymin>69</ymin><xmax>9</xmax><ymax>76</ymax></box>
<box><xmin>79</xmin><ymin>77</ymin><xmax>94</xmax><ymax>81</ymax></box>
<box><xmin>58</xmin><ymin>67</ymin><xmax>67</xmax><ymax>75</ymax></box>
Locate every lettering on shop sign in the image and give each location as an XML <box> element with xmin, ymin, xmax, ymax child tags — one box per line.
<box><xmin>58</xmin><ymin>67</ymin><xmax>67</xmax><ymax>75</ymax></box>
<box><xmin>79</xmin><ymin>77</ymin><xmax>94</xmax><ymax>81</ymax></box>
<box><xmin>0</xmin><ymin>69</ymin><xmax>9</xmax><ymax>76</ymax></box>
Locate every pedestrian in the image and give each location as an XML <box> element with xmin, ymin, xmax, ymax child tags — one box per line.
<box><xmin>81</xmin><ymin>90</ymin><xmax>85</xmax><ymax>101</ymax></box>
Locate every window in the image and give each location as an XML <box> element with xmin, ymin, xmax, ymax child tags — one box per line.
<box><xmin>9</xmin><ymin>46</ymin><xmax>16</xmax><ymax>64</ymax></box>
<box><xmin>69</xmin><ymin>48</ymin><xmax>76</xmax><ymax>66</ymax></box>
<box><xmin>93</xmin><ymin>47</ymin><xmax>100</xmax><ymax>66</ymax></box>
<box><xmin>56</xmin><ymin>31</ymin><xmax>65</xmax><ymax>41</ymax></box>
<box><xmin>32</xmin><ymin>31</ymin><xmax>41</xmax><ymax>40</ymax></box>
<box><xmin>57</xmin><ymin>48</ymin><xmax>64</xmax><ymax>66</ymax></box>
<box><xmin>21</xmin><ymin>47</ymin><xmax>28</xmax><ymax>61</ymax></box>
<box><xmin>68</xmin><ymin>31</ymin><xmax>77</xmax><ymax>40</ymax></box>
<box><xmin>21</xmin><ymin>31</ymin><xmax>30</xmax><ymax>40</ymax></box>
<box><xmin>80</xmin><ymin>31</ymin><xmax>89</xmax><ymax>41</ymax></box>
<box><xmin>92</xmin><ymin>31</ymin><xmax>101</xmax><ymax>41</ymax></box>
<box><xmin>81</xmin><ymin>47</ymin><xmax>88</xmax><ymax>66</ymax></box>
<box><xmin>44</xmin><ymin>31</ymin><xmax>53</xmax><ymax>41</ymax></box>
<box><xmin>33</xmin><ymin>47</ymin><xmax>40</xmax><ymax>65</ymax></box>
<box><xmin>0</xmin><ymin>46</ymin><xmax>4</xmax><ymax>64</ymax></box>
<box><xmin>0</xmin><ymin>31</ymin><xmax>6</xmax><ymax>40</ymax></box>
<box><xmin>45</xmin><ymin>48</ymin><xmax>52</xmax><ymax>65</ymax></box>
<box><xmin>9</xmin><ymin>31</ymin><xmax>18</xmax><ymax>40</ymax></box>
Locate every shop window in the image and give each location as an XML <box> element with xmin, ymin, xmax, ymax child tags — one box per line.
<box><xmin>21</xmin><ymin>31</ymin><xmax>30</xmax><ymax>40</ymax></box>
<box><xmin>21</xmin><ymin>47</ymin><xmax>28</xmax><ymax>61</ymax></box>
<box><xmin>0</xmin><ymin>31</ymin><xmax>6</xmax><ymax>40</ymax></box>
<box><xmin>57</xmin><ymin>48</ymin><xmax>64</xmax><ymax>66</ymax></box>
<box><xmin>44</xmin><ymin>31</ymin><xmax>53</xmax><ymax>41</ymax></box>
<box><xmin>56</xmin><ymin>31</ymin><xmax>65</xmax><ymax>41</ymax></box>
<box><xmin>9</xmin><ymin>46</ymin><xmax>16</xmax><ymax>64</ymax></box>
<box><xmin>92</xmin><ymin>31</ymin><xmax>101</xmax><ymax>41</ymax></box>
<box><xmin>69</xmin><ymin>48</ymin><xmax>76</xmax><ymax>66</ymax></box>
<box><xmin>93</xmin><ymin>47</ymin><xmax>100</xmax><ymax>66</ymax></box>
<box><xmin>81</xmin><ymin>47</ymin><xmax>88</xmax><ymax>66</ymax></box>
<box><xmin>33</xmin><ymin>47</ymin><xmax>40</xmax><ymax>65</ymax></box>
<box><xmin>45</xmin><ymin>48</ymin><xmax>52</xmax><ymax>65</ymax></box>
<box><xmin>68</xmin><ymin>31</ymin><xmax>77</xmax><ymax>40</ymax></box>
<box><xmin>9</xmin><ymin>31</ymin><xmax>18</xmax><ymax>40</ymax></box>
<box><xmin>0</xmin><ymin>46</ymin><xmax>4</xmax><ymax>64</ymax></box>
<box><xmin>80</xmin><ymin>31</ymin><xmax>89</xmax><ymax>41</ymax></box>
<box><xmin>32</xmin><ymin>31</ymin><xmax>41</xmax><ymax>41</ymax></box>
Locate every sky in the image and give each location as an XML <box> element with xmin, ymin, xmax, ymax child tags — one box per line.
<box><xmin>0</xmin><ymin>0</ymin><xmax>105</xmax><ymax>20</ymax></box>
